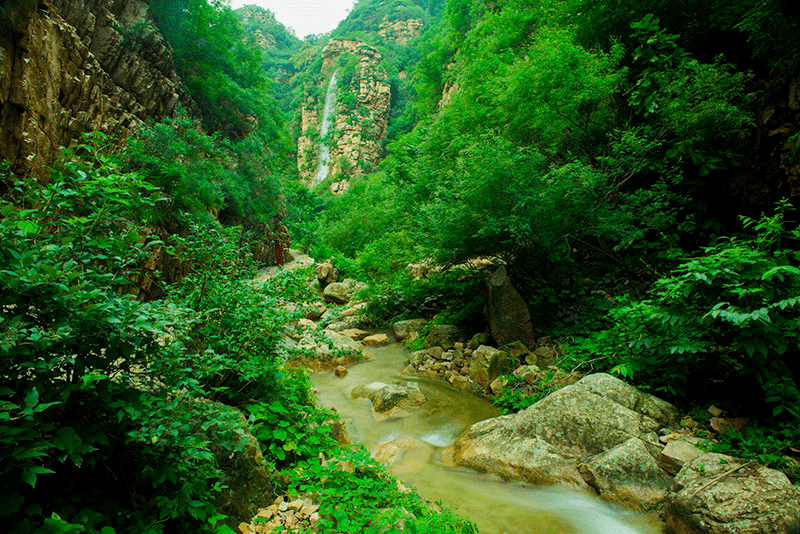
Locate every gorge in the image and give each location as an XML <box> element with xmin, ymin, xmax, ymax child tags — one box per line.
<box><xmin>2</xmin><ymin>0</ymin><xmax>800</xmax><ymax>533</ymax></box>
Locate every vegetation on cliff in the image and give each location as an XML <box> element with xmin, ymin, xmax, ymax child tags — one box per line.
<box><xmin>315</xmin><ymin>0</ymin><xmax>800</xmax><ymax>438</ymax></box>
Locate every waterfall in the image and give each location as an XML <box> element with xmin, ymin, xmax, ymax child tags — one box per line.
<box><xmin>312</xmin><ymin>71</ymin><xmax>338</xmax><ymax>188</ymax></box>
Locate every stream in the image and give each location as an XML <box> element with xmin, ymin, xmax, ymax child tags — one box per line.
<box><xmin>311</xmin><ymin>341</ymin><xmax>660</xmax><ymax>534</ymax></box>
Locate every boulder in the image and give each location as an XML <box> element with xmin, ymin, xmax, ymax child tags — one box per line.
<box><xmin>468</xmin><ymin>332</ymin><xmax>491</xmax><ymax>350</ymax></box>
<box><xmin>665</xmin><ymin>453</ymin><xmax>800</xmax><ymax>534</ymax></box>
<box><xmin>351</xmin><ymin>382</ymin><xmax>427</xmax><ymax>412</ymax></box>
<box><xmin>322</xmin><ymin>281</ymin><xmax>354</xmax><ymax>304</ymax></box>
<box><xmin>531</xmin><ymin>346</ymin><xmax>556</xmax><ymax>367</ymax></box>
<box><xmin>578</xmin><ymin>437</ymin><xmax>673</xmax><ymax>510</ymax></box>
<box><xmin>469</xmin><ymin>345</ymin><xmax>512</xmax><ymax>387</ymax></box>
<box><xmin>424</xmin><ymin>324</ymin><xmax>462</xmax><ymax>350</ymax></box>
<box><xmin>391</xmin><ymin>318</ymin><xmax>427</xmax><ymax>341</ymax></box>
<box><xmin>314</xmin><ymin>262</ymin><xmax>339</xmax><ymax>287</ymax></box>
<box><xmin>485</xmin><ymin>266</ymin><xmax>537</xmax><ymax>348</ymax></box>
<box><xmin>451</xmin><ymin>373</ymin><xmax>680</xmax><ymax>511</ymax></box>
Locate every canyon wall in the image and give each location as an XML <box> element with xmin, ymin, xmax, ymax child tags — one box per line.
<box><xmin>0</xmin><ymin>0</ymin><xmax>193</xmax><ymax>179</ymax></box>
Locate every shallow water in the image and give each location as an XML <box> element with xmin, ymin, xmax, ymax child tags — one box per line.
<box><xmin>311</xmin><ymin>342</ymin><xmax>660</xmax><ymax>534</ymax></box>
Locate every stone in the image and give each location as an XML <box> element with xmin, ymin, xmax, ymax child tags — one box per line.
<box><xmin>424</xmin><ymin>324</ymin><xmax>462</xmax><ymax>350</ymax></box>
<box><xmin>314</xmin><ymin>262</ymin><xmax>339</xmax><ymax>287</ymax></box>
<box><xmin>658</xmin><ymin>440</ymin><xmax>704</xmax><ymax>475</ymax></box>
<box><xmin>362</xmin><ymin>333</ymin><xmax>390</xmax><ymax>346</ymax></box>
<box><xmin>468</xmin><ymin>332</ymin><xmax>491</xmax><ymax>350</ymax></box>
<box><xmin>710</xmin><ymin>416</ymin><xmax>753</xmax><ymax>434</ymax></box>
<box><xmin>532</xmin><ymin>346</ymin><xmax>556</xmax><ymax>367</ymax></box>
<box><xmin>322</xmin><ymin>281</ymin><xmax>354</xmax><ymax>304</ymax></box>
<box><xmin>427</xmin><ymin>346</ymin><xmax>444</xmax><ymax>359</ymax></box>
<box><xmin>448</xmin><ymin>374</ymin><xmax>468</xmax><ymax>388</ymax></box>
<box><xmin>334</xmin><ymin>365</ymin><xmax>348</xmax><ymax>378</ymax></box>
<box><xmin>469</xmin><ymin>345</ymin><xmax>512</xmax><ymax>387</ymax></box>
<box><xmin>351</xmin><ymin>381</ymin><xmax>427</xmax><ymax>412</ymax></box>
<box><xmin>485</xmin><ymin>266</ymin><xmax>537</xmax><ymax>349</ymax></box>
<box><xmin>665</xmin><ymin>453</ymin><xmax>800</xmax><ymax>533</ymax></box>
<box><xmin>340</xmin><ymin>328</ymin><xmax>370</xmax><ymax>340</ymax></box>
<box><xmin>391</xmin><ymin>318</ymin><xmax>427</xmax><ymax>341</ymax></box>
<box><xmin>490</xmin><ymin>376</ymin><xmax>508</xmax><ymax>395</ymax></box>
<box><xmin>505</xmin><ymin>341</ymin><xmax>531</xmax><ymax>361</ymax></box>
<box><xmin>579</xmin><ymin>437</ymin><xmax>672</xmax><ymax>510</ymax></box>
<box><xmin>303</xmin><ymin>303</ymin><xmax>326</xmax><ymax>321</ymax></box>
<box><xmin>451</xmin><ymin>373</ymin><xmax>681</xmax><ymax>511</ymax></box>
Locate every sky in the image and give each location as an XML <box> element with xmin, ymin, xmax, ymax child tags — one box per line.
<box><xmin>229</xmin><ymin>1</ymin><xmax>357</xmax><ymax>39</ymax></box>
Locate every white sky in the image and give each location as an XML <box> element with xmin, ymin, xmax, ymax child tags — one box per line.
<box><xmin>230</xmin><ymin>1</ymin><xmax>357</xmax><ymax>39</ymax></box>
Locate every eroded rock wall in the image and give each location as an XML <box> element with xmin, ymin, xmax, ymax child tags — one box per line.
<box><xmin>0</xmin><ymin>0</ymin><xmax>193</xmax><ymax>179</ymax></box>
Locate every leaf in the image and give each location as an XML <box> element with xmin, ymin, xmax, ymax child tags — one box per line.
<box><xmin>24</xmin><ymin>387</ymin><xmax>39</xmax><ymax>410</ymax></box>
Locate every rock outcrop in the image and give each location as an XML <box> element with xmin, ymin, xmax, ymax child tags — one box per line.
<box><xmin>351</xmin><ymin>381</ymin><xmax>427</xmax><ymax>413</ymax></box>
<box><xmin>297</xmin><ymin>40</ymin><xmax>390</xmax><ymax>192</ymax></box>
<box><xmin>450</xmin><ymin>373</ymin><xmax>679</xmax><ymax>510</ymax></box>
<box><xmin>0</xmin><ymin>0</ymin><xmax>192</xmax><ymax>179</ymax></box>
<box><xmin>485</xmin><ymin>265</ymin><xmax>537</xmax><ymax>349</ymax></box>
<box><xmin>377</xmin><ymin>17</ymin><xmax>424</xmax><ymax>45</ymax></box>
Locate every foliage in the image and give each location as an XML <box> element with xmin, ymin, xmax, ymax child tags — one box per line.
<box><xmin>123</xmin><ymin>114</ymin><xmax>285</xmax><ymax>227</ymax></box>
<box><xmin>707</xmin><ymin>422</ymin><xmax>800</xmax><ymax>483</ymax></box>
<box><xmin>492</xmin><ymin>374</ymin><xmax>552</xmax><ymax>414</ymax></box>
<box><xmin>605</xmin><ymin>205</ymin><xmax>800</xmax><ymax>419</ymax></box>
<box><xmin>0</xmin><ymin>140</ymin><xmax>239</xmax><ymax>532</ymax></box>
<box><xmin>285</xmin><ymin>447</ymin><xmax>476</xmax><ymax>533</ymax></box>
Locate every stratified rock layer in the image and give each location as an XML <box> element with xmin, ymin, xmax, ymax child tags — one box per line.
<box><xmin>0</xmin><ymin>0</ymin><xmax>192</xmax><ymax>179</ymax></box>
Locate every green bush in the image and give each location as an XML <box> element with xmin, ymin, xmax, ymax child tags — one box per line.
<box><xmin>606</xmin><ymin>204</ymin><xmax>800</xmax><ymax>419</ymax></box>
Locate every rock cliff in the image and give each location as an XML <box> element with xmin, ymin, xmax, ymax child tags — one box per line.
<box><xmin>378</xmin><ymin>17</ymin><xmax>424</xmax><ymax>45</ymax></box>
<box><xmin>0</xmin><ymin>0</ymin><xmax>192</xmax><ymax>179</ymax></box>
<box><xmin>297</xmin><ymin>39</ymin><xmax>391</xmax><ymax>193</ymax></box>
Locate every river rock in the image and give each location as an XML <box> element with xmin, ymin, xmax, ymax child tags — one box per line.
<box><xmin>485</xmin><ymin>266</ymin><xmax>537</xmax><ymax>348</ymax></box>
<box><xmin>391</xmin><ymin>318</ymin><xmax>427</xmax><ymax>341</ymax></box>
<box><xmin>373</xmin><ymin>436</ymin><xmax>436</xmax><ymax>473</ymax></box>
<box><xmin>351</xmin><ymin>381</ymin><xmax>427</xmax><ymax>412</ymax></box>
<box><xmin>452</xmin><ymin>373</ymin><xmax>680</xmax><ymax>509</ymax></box>
<box><xmin>450</xmin><ymin>416</ymin><xmax>590</xmax><ymax>490</ymax></box>
<box><xmin>424</xmin><ymin>324</ymin><xmax>462</xmax><ymax>350</ymax></box>
<box><xmin>362</xmin><ymin>333</ymin><xmax>391</xmax><ymax>346</ymax></box>
<box><xmin>665</xmin><ymin>453</ymin><xmax>800</xmax><ymax>533</ymax></box>
<box><xmin>468</xmin><ymin>332</ymin><xmax>491</xmax><ymax>349</ymax></box>
<box><xmin>578</xmin><ymin>437</ymin><xmax>673</xmax><ymax>510</ymax></box>
<box><xmin>341</xmin><ymin>328</ymin><xmax>371</xmax><ymax>340</ymax></box>
<box><xmin>469</xmin><ymin>345</ymin><xmax>511</xmax><ymax>387</ymax></box>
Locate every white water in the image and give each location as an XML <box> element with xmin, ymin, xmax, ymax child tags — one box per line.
<box><xmin>312</xmin><ymin>71</ymin><xmax>338</xmax><ymax>188</ymax></box>
<box><xmin>312</xmin><ymin>342</ymin><xmax>661</xmax><ymax>534</ymax></box>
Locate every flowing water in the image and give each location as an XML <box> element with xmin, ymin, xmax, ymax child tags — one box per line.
<box><xmin>312</xmin><ymin>71</ymin><xmax>339</xmax><ymax>188</ymax></box>
<box><xmin>312</xmin><ymin>341</ymin><xmax>661</xmax><ymax>534</ymax></box>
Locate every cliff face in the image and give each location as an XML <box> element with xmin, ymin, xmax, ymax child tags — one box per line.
<box><xmin>0</xmin><ymin>0</ymin><xmax>192</xmax><ymax>179</ymax></box>
<box><xmin>378</xmin><ymin>17</ymin><xmax>424</xmax><ymax>45</ymax></box>
<box><xmin>297</xmin><ymin>40</ymin><xmax>391</xmax><ymax>193</ymax></box>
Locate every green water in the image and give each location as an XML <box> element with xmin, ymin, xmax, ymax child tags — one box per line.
<box><xmin>311</xmin><ymin>342</ymin><xmax>660</xmax><ymax>534</ymax></box>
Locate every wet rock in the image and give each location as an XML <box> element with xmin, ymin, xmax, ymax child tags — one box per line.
<box><xmin>665</xmin><ymin>453</ymin><xmax>800</xmax><ymax>534</ymax></box>
<box><xmin>351</xmin><ymin>381</ymin><xmax>427</xmax><ymax>412</ymax></box>
<box><xmin>391</xmin><ymin>318</ymin><xmax>427</xmax><ymax>341</ymax></box>
<box><xmin>531</xmin><ymin>346</ymin><xmax>556</xmax><ymax>367</ymax></box>
<box><xmin>424</xmin><ymin>324</ymin><xmax>462</xmax><ymax>350</ymax></box>
<box><xmin>334</xmin><ymin>365</ymin><xmax>348</xmax><ymax>378</ymax></box>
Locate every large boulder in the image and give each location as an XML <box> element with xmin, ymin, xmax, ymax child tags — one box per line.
<box><xmin>451</xmin><ymin>373</ymin><xmax>680</xmax><ymax>510</ymax></box>
<box><xmin>351</xmin><ymin>382</ymin><xmax>427</xmax><ymax>412</ymax></box>
<box><xmin>391</xmin><ymin>318</ymin><xmax>427</xmax><ymax>341</ymax></box>
<box><xmin>424</xmin><ymin>324</ymin><xmax>462</xmax><ymax>350</ymax></box>
<box><xmin>484</xmin><ymin>266</ymin><xmax>537</xmax><ymax>349</ymax></box>
<box><xmin>665</xmin><ymin>453</ymin><xmax>800</xmax><ymax>534</ymax></box>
